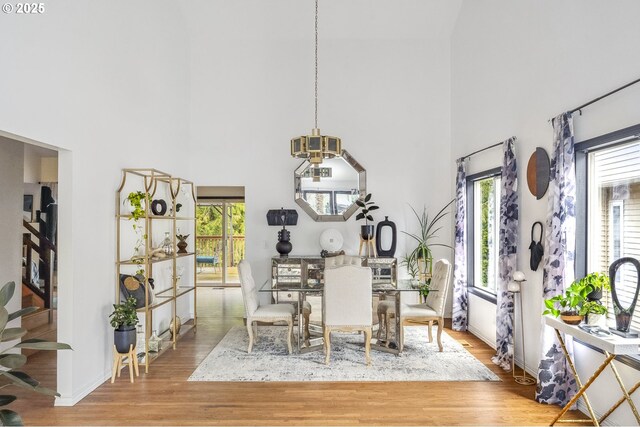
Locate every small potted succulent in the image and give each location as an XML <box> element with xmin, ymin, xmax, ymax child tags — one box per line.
<box><xmin>109</xmin><ymin>296</ymin><xmax>140</xmax><ymax>353</ymax></box>
<box><xmin>355</xmin><ymin>193</ymin><xmax>379</xmax><ymax>240</ymax></box>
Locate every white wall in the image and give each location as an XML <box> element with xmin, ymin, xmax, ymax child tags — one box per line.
<box><xmin>184</xmin><ymin>0</ymin><xmax>460</xmax><ymax>315</ymax></box>
<box><xmin>452</xmin><ymin>1</ymin><xmax>640</xmax><ymax>424</ymax></box>
<box><xmin>0</xmin><ymin>137</ymin><xmax>26</xmax><ymax>340</ymax></box>
<box><xmin>0</xmin><ymin>1</ymin><xmax>190</xmax><ymax>405</ymax></box>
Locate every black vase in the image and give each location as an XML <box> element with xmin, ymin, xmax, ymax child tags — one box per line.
<box><xmin>610</xmin><ymin>257</ymin><xmax>640</xmax><ymax>334</ymax></box>
<box><xmin>276</xmin><ymin>228</ymin><xmax>292</xmax><ymax>257</ymax></box>
<box><xmin>587</xmin><ymin>287</ymin><xmax>602</xmax><ymax>302</ymax></box>
<box><xmin>361</xmin><ymin>225</ymin><xmax>374</xmax><ymax>241</ymax></box>
<box><xmin>375</xmin><ymin>216</ymin><xmax>397</xmax><ymax>257</ymax></box>
<box><xmin>114</xmin><ymin>326</ymin><xmax>136</xmax><ymax>353</ymax></box>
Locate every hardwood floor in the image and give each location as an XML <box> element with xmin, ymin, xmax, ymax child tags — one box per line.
<box><xmin>14</xmin><ymin>288</ymin><xmax>586</xmax><ymax>425</ymax></box>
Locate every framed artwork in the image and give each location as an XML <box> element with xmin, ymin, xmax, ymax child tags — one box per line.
<box><xmin>23</xmin><ymin>194</ymin><xmax>34</xmax><ymax>222</ymax></box>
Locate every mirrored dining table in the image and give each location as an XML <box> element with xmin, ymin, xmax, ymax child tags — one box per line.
<box><xmin>259</xmin><ymin>278</ymin><xmax>437</xmax><ymax>355</ymax></box>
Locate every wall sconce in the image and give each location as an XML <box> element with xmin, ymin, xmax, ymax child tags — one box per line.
<box><xmin>266</xmin><ymin>208</ymin><xmax>298</xmax><ymax>257</ymax></box>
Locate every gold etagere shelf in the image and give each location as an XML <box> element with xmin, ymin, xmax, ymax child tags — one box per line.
<box><xmin>116</xmin><ymin>168</ymin><xmax>197</xmax><ymax>373</ymax></box>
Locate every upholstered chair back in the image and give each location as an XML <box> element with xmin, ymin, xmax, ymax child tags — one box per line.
<box><xmin>425</xmin><ymin>259</ymin><xmax>452</xmax><ymax>315</ymax></box>
<box><xmin>323</xmin><ymin>265</ymin><xmax>372</xmax><ymax>327</ymax></box>
<box><xmin>238</xmin><ymin>260</ymin><xmax>259</xmax><ymax>317</ymax></box>
<box><xmin>324</xmin><ymin>255</ymin><xmax>362</xmax><ymax>268</ymax></box>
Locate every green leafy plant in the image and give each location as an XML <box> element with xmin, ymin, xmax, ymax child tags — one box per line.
<box><xmin>542</xmin><ymin>272</ymin><xmax>609</xmax><ymax>317</ymax></box>
<box><xmin>579</xmin><ymin>301</ymin><xmax>608</xmax><ymax>316</ymax></box>
<box><xmin>109</xmin><ymin>297</ymin><xmax>139</xmax><ymax>329</ymax></box>
<box><xmin>0</xmin><ymin>281</ymin><xmax>71</xmax><ymax>425</ymax></box>
<box><xmin>355</xmin><ymin>193</ymin><xmax>379</xmax><ymax>226</ymax></box>
<box><xmin>401</xmin><ymin>254</ymin><xmax>419</xmax><ymax>281</ymax></box>
<box><xmin>125</xmin><ymin>191</ymin><xmax>149</xmax><ymax>221</ymax></box>
<box><xmin>402</xmin><ymin>200</ymin><xmax>454</xmax><ymax>282</ymax></box>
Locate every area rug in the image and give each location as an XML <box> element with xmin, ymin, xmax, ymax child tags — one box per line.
<box><xmin>188</xmin><ymin>326</ymin><xmax>500</xmax><ymax>382</ymax></box>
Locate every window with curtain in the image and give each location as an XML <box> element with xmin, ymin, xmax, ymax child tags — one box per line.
<box><xmin>584</xmin><ymin>137</ymin><xmax>640</xmax><ymax>332</ymax></box>
<box><xmin>467</xmin><ymin>168</ymin><xmax>501</xmax><ymax>298</ymax></box>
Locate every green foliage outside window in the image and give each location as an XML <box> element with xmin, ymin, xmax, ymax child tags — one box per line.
<box><xmin>480</xmin><ymin>179</ymin><xmax>492</xmax><ymax>287</ymax></box>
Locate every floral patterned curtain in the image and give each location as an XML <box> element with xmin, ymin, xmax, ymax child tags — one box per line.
<box><xmin>535</xmin><ymin>113</ymin><xmax>578</xmax><ymax>406</ymax></box>
<box><xmin>491</xmin><ymin>137</ymin><xmax>518</xmax><ymax>370</ymax></box>
<box><xmin>452</xmin><ymin>159</ymin><xmax>468</xmax><ymax>331</ymax></box>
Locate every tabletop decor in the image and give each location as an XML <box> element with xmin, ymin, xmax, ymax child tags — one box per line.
<box><xmin>176</xmin><ymin>234</ymin><xmax>190</xmax><ymax>254</ymax></box>
<box><xmin>375</xmin><ymin>216</ymin><xmax>397</xmax><ymax>257</ymax></box>
<box><xmin>266</xmin><ymin>208</ymin><xmax>299</xmax><ymax>257</ymax></box>
<box><xmin>609</xmin><ymin>257</ymin><xmax>640</xmax><ymax>337</ymax></box>
<box><xmin>355</xmin><ymin>193</ymin><xmax>378</xmax><ymax>241</ymax></box>
<box><xmin>542</xmin><ymin>271</ymin><xmax>608</xmax><ymax>325</ymax></box>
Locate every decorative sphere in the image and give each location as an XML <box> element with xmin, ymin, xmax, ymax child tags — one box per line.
<box><xmin>507</xmin><ymin>281</ymin><xmax>521</xmax><ymax>293</ymax></box>
<box><xmin>513</xmin><ymin>271</ymin><xmax>526</xmax><ymax>282</ymax></box>
<box><xmin>320</xmin><ymin>229</ymin><xmax>344</xmax><ymax>252</ymax></box>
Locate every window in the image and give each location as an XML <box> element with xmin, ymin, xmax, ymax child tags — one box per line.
<box><xmin>578</xmin><ymin>129</ymin><xmax>640</xmax><ymax>333</ymax></box>
<box><xmin>467</xmin><ymin>168</ymin><xmax>502</xmax><ymax>300</ymax></box>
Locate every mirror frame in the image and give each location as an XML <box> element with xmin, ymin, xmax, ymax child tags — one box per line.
<box><xmin>294</xmin><ymin>149</ymin><xmax>366</xmax><ymax>222</ymax></box>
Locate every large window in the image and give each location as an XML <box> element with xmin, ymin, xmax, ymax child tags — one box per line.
<box><xmin>467</xmin><ymin>168</ymin><xmax>501</xmax><ymax>299</ymax></box>
<box><xmin>579</xmin><ymin>130</ymin><xmax>640</xmax><ymax>332</ymax></box>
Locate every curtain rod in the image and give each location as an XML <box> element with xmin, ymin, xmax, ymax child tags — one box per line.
<box><xmin>552</xmin><ymin>76</ymin><xmax>640</xmax><ymax>121</ymax></box>
<box><xmin>458</xmin><ymin>141</ymin><xmax>503</xmax><ymax>162</ymax></box>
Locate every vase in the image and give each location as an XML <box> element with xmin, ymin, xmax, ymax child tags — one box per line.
<box><xmin>161</xmin><ymin>231</ymin><xmax>174</xmax><ymax>255</ymax></box>
<box><xmin>114</xmin><ymin>326</ymin><xmax>136</xmax><ymax>353</ymax></box>
<box><xmin>560</xmin><ymin>313</ymin><xmax>583</xmax><ymax>325</ymax></box>
<box><xmin>276</xmin><ymin>229</ymin><xmax>292</xmax><ymax>256</ymax></box>
<box><xmin>176</xmin><ymin>234</ymin><xmax>189</xmax><ymax>254</ymax></box>
<box><xmin>375</xmin><ymin>216</ymin><xmax>397</xmax><ymax>257</ymax></box>
<box><xmin>586</xmin><ymin>313</ymin><xmax>604</xmax><ymax>327</ymax></box>
<box><xmin>170</xmin><ymin>317</ymin><xmax>182</xmax><ymax>340</ymax></box>
<box><xmin>148</xmin><ymin>330</ymin><xmax>161</xmax><ymax>352</ymax></box>
<box><xmin>360</xmin><ymin>225</ymin><xmax>374</xmax><ymax>241</ymax></box>
<box><xmin>151</xmin><ymin>199</ymin><xmax>167</xmax><ymax>216</ymax></box>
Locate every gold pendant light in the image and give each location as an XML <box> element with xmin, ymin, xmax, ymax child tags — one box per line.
<box><xmin>290</xmin><ymin>0</ymin><xmax>341</xmax><ymax>164</ymax></box>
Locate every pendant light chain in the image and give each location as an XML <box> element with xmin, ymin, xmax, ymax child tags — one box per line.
<box><xmin>314</xmin><ymin>0</ymin><xmax>319</xmax><ymax>129</ymax></box>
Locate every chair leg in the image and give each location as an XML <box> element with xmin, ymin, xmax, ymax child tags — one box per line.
<box><xmin>377</xmin><ymin>311</ymin><xmax>383</xmax><ymax>340</ymax></box>
<box><xmin>324</xmin><ymin>327</ymin><xmax>331</xmax><ymax>365</ymax></box>
<box><xmin>385</xmin><ymin>313</ymin><xmax>392</xmax><ymax>347</ymax></box>
<box><xmin>364</xmin><ymin>328</ymin><xmax>372</xmax><ymax>366</ymax></box>
<box><xmin>304</xmin><ymin>312</ymin><xmax>311</xmax><ymax>347</ymax></box>
<box><xmin>286</xmin><ymin>319</ymin><xmax>293</xmax><ymax>354</ymax></box>
<box><xmin>437</xmin><ymin>319</ymin><xmax>444</xmax><ymax>352</ymax></box>
<box><xmin>246</xmin><ymin>320</ymin><xmax>254</xmax><ymax>353</ymax></box>
<box><xmin>253</xmin><ymin>322</ymin><xmax>258</xmax><ymax>343</ymax></box>
<box><xmin>399</xmin><ymin>319</ymin><xmax>404</xmax><ymax>352</ymax></box>
<box><xmin>428</xmin><ymin>320</ymin><xmax>433</xmax><ymax>343</ymax></box>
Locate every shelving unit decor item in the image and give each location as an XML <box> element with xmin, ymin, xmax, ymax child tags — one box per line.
<box><xmin>116</xmin><ymin>168</ymin><xmax>198</xmax><ymax>373</ymax></box>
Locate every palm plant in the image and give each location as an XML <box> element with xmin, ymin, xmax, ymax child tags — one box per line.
<box><xmin>402</xmin><ymin>200</ymin><xmax>454</xmax><ymax>282</ymax></box>
<box><xmin>0</xmin><ymin>281</ymin><xmax>71</xmax><ymax>425</ymax></box>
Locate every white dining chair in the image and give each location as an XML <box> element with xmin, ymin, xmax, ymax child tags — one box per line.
<box><xmin>238</xmin><ymin>260</ymin><xmax>294</xmax><ymax>354</ymax></box>
<box><xmin>323</xmin><ymin>265</ymin><xmax>373</xmax><ymax>365</ymax></box>
<box><xmin>399</xmin><ymin>259</ymin><xmax>452</xmax><ymax>352</ymax></box>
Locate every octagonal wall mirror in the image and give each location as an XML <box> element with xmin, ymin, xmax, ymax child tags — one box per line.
<box><xmin>294</xmin><ymin>150</ymin><xmax>366</xmax><ymax>222</ymax></box>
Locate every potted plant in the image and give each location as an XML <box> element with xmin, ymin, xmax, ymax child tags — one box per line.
<box><xmin>0</xmin><ymin>281</ymin><xmax>71</xmax><ymax>425</ymax></box>
<box><xmin>401</xmin><ymin>253</ymin><xmax>419</xmax><ymax>284</ymax></box>
<box><xmin>576</xmin><ymin>271</ymin><xmax>610</xmax><ymax>301</ymax></box>
<box><xmin>125</xmin><ymin>191</ymin><xmax>149</xmax><ymax>221</ymax></box>
<box><xmin>109</xmin><ymin>296</ymin><xmax>139</xmax><ymax>353</ymax></box>
<box><xmin>402</xmin><ymin>200</ymin><xmax>454</xmax><ymax>283</ymax></box>
<box><xmin>580</xmin><ymin>301</ymin><xmax>608</xmax><ymax>326</ymax></box>
<box><xmin>543</xmin><ymin>277</ymin><xmax>594</xmax><ymax>324</ymax></box>
<box><xmin>355</xmin><ymin>193</ymin><xmax>379</xmax><ymax>240</ymax></box>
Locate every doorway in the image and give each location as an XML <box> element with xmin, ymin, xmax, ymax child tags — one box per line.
<box><xmin>196</xmin><ymin>187</ymin><xmax>245</xmax><ymax>286</ymax></box>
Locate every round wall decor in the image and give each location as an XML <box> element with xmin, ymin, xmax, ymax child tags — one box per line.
<box><xmin>526</xmin><ymin>147</ymin><xmax>551</xmax><ymax>200</ymax></box>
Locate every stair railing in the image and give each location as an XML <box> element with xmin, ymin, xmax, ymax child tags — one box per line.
<box><xmin>22</xmin><ymin>220</ymin><xmax>56</xmax><ymax>309</ymax></box>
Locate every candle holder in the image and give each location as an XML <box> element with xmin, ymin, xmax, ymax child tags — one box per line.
<box><xmin>509</xmin><ymin>271</ymin><xmax>536</xmax><ymax>385</ymax></box>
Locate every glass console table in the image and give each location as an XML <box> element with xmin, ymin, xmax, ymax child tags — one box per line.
<box><xmin>259</xmin><ymin>278</ymin><xmax>434</xmax><ymax>355</ymax></box>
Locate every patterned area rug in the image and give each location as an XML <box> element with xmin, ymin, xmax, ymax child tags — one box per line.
<box><xmin>189</xmin><ymin>326</ymin><xmax>500</xmax><ymax>382</ymax></box>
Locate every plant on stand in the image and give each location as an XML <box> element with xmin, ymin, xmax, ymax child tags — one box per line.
<box><xmin>402</xmin><ymin>200</ymin><xmax>454</xmax><ymax>284</ymax></box>
<box><xmin>355</xmin><ymin>193</ymin><xmax>379</xmax><ymax>240</ymax></box>
<box><xmin>0</xmin><ymin>281</ymin><xmax>71</xmax><ymax>425</ymax></box>
<box><xmin>109</xmin><ymin>296</ymin><xmax>140</xmax><ymax>354</ymax></box>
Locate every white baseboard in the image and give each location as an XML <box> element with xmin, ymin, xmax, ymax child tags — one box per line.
<box><xmin>55</xmin><ymin>371</ymin><xmax>110</xmax><ymax>407</ymax></box>
<box><xmin>468</xmin><ymin>325</ymin><xmax>496</xmax><ymax>350</ymax></box>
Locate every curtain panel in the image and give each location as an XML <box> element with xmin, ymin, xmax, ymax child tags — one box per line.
<box><xmin>491</xmin><ymin>137</ymin><xmax>518</xmax><ymax>370</ymax></box>
<box><xmin>452</xmin><ymin>159</ymin><xmax>468</xmax><ymax>331</ymax></box>
<box><xmin>535</xmin><ymin>112</ymin><xmax>578</xmax><ymax>406</ymax></box>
